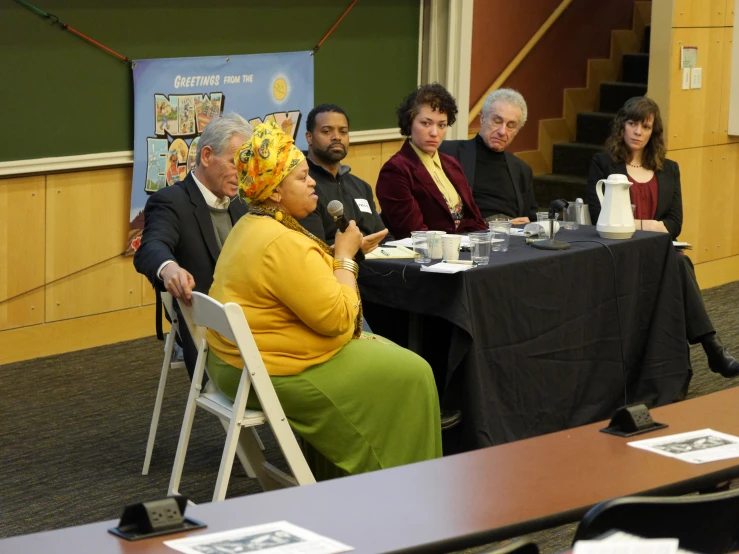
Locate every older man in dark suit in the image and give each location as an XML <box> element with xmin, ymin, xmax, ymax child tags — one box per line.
<box><xmin>439</xmin><ymin>88</ymin><xmax>537</xmax><ymax>224</ymax></box>
<box><xmin>134</xmin><ymin>113</ymin><xmax>251</xmax><ymax>377</ymax></box>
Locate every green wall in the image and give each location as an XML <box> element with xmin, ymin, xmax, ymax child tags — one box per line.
<box><xmin>0</xmin><ymin>0</ymin><xmax>419</xmax><ymax>162</ymax></box>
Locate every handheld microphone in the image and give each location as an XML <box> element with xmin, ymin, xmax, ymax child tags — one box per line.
<box><xmin>530</xmin><ymin>198</ymin><xmax>572</xmax><ymax>251</ymax></box>
<box><xmin>549</xmin><ymin>199</ymin><xmax>569</xmax><ymax>219</ymax></box>
<box><xmin>327</xmin><ymin>200</ymin><xmax>365</xmax><ymax>262</ymax></box>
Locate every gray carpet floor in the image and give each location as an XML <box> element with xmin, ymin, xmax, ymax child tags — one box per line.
<box><xmin>1</xmin><ymin>281</ymin><xmax>737</xmax><ymax>553</ymax></box>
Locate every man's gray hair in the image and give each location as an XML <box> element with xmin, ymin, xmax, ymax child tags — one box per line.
<box><xmin>195</xmin><ymin>112</ymin><xmax>253</xmax><ymax>165</ymax></box>
<box><xmin>481</xmin><ymin>88</ymin><xmax>528</xmax><ymax>129</ymax></box>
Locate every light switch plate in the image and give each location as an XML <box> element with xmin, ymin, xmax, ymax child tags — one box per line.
<box><xmin>690</xmin><ymin>67</ymin><xmax>703</xmax><ymax>89</ymax></box>
<box><xmin>682</xmin><ymin>68</ymin><xmax>691</xmax><ymax>90</ymax></box>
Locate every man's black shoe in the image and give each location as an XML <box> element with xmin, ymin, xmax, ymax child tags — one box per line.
<box><xmin>440</xmin><ymin>409</ymin><xmax>462</xmax><ymax>431</ymax></box>
<box><xmin>703</xmin><ymin>335</ymin><xmax>739</xmax><ymax>378</ymax></box>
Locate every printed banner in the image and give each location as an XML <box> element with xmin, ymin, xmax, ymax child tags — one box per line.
<box><xmin>127</xmin><ymin>51</ymin><xmax>314</xmax><ymax>254</ymax></box>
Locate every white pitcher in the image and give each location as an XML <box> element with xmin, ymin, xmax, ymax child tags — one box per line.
<box><xmin>595</xmin><ymin>173</ymin><xmax>635</xmax><ymax>239</ymax></box>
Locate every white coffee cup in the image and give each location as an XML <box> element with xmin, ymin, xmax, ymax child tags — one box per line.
<box><xmin>441</xmin><ymin>234</ymin><xmax>462</xmax><ymax>261</ymax></box>
<box><xmin>426</xmin><ymin>230</ymin><xmax>446</xmax><ymax>259</ymax></box>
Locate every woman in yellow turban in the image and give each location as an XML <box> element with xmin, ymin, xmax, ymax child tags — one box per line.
<box><xmin>206</xmin><ymin>121</ymin><xmax>442</xmax><ymax>480</ymax></box>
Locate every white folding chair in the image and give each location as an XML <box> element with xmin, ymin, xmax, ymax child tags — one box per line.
<box><xmin>142</xmin><ymin>292</ymin><xmax>259</xmax><ymax>479</ymax></box>
<box><xmin>142</xmin><ymin>291</ymin><xmax>186</xmax><ymax>475</ymax></box>
<box><xmin>169</xmin><ymin>291</ymin><xmax>315</xmax><ymax>501</ymax></box>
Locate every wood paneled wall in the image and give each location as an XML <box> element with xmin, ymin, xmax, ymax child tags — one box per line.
<box><xmin>0</xmin><ymin>169</ymin><xmax>161</xmax><ymax>364</ymax></box>
<box><xmin>0</xmin><ymin>140</ymin><xmax>405</xmax><ymax>364</ymax></box>
<box><xmin>650</xmin><ymin>0</ymin><xmax>739</xmax><ymax>285</ymax></box>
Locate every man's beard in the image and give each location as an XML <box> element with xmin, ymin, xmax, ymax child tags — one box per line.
<box><xmin>314</xmin><ymin>143</ymin><xmax>347</xmax><ymax>164</ymax></box>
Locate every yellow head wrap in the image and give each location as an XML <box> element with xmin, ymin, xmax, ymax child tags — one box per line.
<box><xmin>235</xmin><ymin>121</ymin><xmax>305</xmax><ymax>204</ymax></box>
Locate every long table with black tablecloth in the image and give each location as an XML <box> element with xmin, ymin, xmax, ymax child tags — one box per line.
<box><xmin>358</xmin><ymin>226</ymin><xmax>691</xmax><ymax>452</ymax></box>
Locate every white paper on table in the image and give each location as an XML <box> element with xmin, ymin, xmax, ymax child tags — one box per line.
<box><xmin>628</xmin><ymin>429</ymin><xmax>739</xmax><ymax>464</ymax></box>
<box><xmin>419</xmin><ymin>262</ymin><xmax>475</xmax><ymax>274</ymax></box>
<box><xmin>384</xmin><ymin>238</ymin><xmax>413</xmax><ymax>248</ymax></box>
<box><xmin>164</xmin><ymin>521</ymin><xmax>353</xmax><ymax>554</ymax></box>
<box><xmin>673</xmin><ymin>241</ymin><xmax>691</xmax><ymax>248</ymax></box>
<box><xmin>574</xmin><ymin>537</ymin><xmax>679</xmax><ymax>554</ymax></box>
<box><xmin>365</xmin><ymin>246</ymin><xmax>415</xmax><ymax>259</ymax></box>
<box><xmin>385</xmin><ymin>236</ymin><xmax>474</xmax><ymax>248</ymax></box>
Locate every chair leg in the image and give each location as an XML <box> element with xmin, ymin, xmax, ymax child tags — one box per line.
<box><xmin>168</xmin><ymin>369</ymin><xmax>203</xmax><ymax>497</ymax></box>
<box><xmin>143</xmin><ymin>331</ymin><xmax>176</xmax><ymax>475</ymax></box>
<box><xmin>236</xmin><ymin>426</ymin><xmax>284</xmax><ymax>493</ymax></box>
<box><xmin>218</xmin><ymin>417</ymin><xmax>257</xmax><ymax>479</ymax></box>
<box><xmin>251</xmin><ymin>427</ymin><xmax>265</xmax><ymax>451</ymax></box>
<box><xmin>212</xmin><ymin>424</ymin><xmax>283</xmax><ymax>501</ymax></box>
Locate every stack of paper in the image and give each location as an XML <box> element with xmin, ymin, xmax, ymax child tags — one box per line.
<box><xmin>419</xmin><ymin>262</ymin><xmax>475</xmax><ymax>273</ymax></box>
<box><xmin>365</xmin><ymin>246</ymin><xmax>415</xmax><ymax>259</ymax></box>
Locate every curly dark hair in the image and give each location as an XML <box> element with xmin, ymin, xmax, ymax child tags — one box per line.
<box><xmin>605</xmin><ymin>96</ymin><xmax>666</xmax><ymax>171</ymax></box>
<box><xmin>306</xmin><ymin>104</ymin><xmax>349</xmax><ymax>133</ymax></box>
<box><xmin>396</xmin><ymin>83</ymin><xmax>458</xmax><ymax>136</ymax></box>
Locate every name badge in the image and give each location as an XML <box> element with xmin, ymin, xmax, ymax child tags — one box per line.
<box><xmin>354</xmin><ymin>198</ymin><xmax>372</xmax><ymax>214</ymax></box>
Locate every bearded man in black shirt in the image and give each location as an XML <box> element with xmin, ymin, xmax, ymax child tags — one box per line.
<box><xmin>298</xmin><ymin>104</ymin><xmax>389</xmax><ymax>252</ymax></box>
<box><xmin>439</xmin><ymin>89</ymin><xmax>537</xmax><ymax>224</ymax></box>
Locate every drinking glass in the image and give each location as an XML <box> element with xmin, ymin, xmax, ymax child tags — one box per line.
<box><xmin>564</xmin><ymin>203</ymin><xmax>584</xmax><ymax>230</ymax></box>
<box><xmin>411</xmin><ymin>231</ymin><xmax>431</xmax><ymax>264</ymax></box>
<box><xmin>489</xmin><ymin>221</ymin><xmax>511</xmax><ymax>252</ymax></box>
<box><xmin>469</xmin><ymin>232</ymin><xmax>492</xmax><ymax>265</ymax></box>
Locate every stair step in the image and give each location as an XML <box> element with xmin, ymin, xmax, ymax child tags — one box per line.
<box><xmin>533</xmin><ymin>174</ymin><xmax>589</xmax><ymax>208</ymax></box>
<box><xmin>599</xmin><ymin>82</ymin><xmax>648</xmax><ymax>113</ymax></box>
<box><xmin>576</xmin><ymin>112</ymin><xmax>615</xmax><ymax>146</ymax></box>
<box><xmin>642</xmin><ymin>24</ymin><xmax>651</xmax><ymax>54</ymax></box>
<box><xmin>552</xmin><ymin>142</ymin><xmax>603</xmax><ymax>177</ymax></box>
<box><xmin>622</xmin><ymin>53</ymin><xmax>649</xmax><ymax>84</ymax></box>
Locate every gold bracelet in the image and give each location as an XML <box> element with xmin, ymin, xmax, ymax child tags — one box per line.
<box><xmin>333</xmin><ymin>258</ymin><xmax>359</xmax><ymax>278</ymax></box>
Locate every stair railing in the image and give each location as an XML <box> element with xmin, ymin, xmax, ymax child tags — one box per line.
<box><xmin>468</xmin><ymin>0</ymin><xmax>574</xmax><ymax>125</ymax></box>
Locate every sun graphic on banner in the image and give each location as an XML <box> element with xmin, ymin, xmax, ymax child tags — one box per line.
<box><xmin>273</xmin><ymin>77</ymin><xmax>288</xmax><ymax>101</ymax></box>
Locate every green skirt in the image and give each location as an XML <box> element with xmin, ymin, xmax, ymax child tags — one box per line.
<box><xmin>207</xmin><ymin>334</ymin><xmax>442</xmax><ymax>481</ymax></box>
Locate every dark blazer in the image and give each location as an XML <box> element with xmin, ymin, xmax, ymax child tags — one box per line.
<box><xmin>134</xmin><ymin>172</ymin><xmax>248</xmax><ymax>294</ymax></box>
<box><xmin>439</xmin><ymin>138</ymin><xmax>538</xmax><ymax>222</ymax></box>
<box><xmin>134</xmin><ymin>172</ymin><xmax>248</xmax><ymax>375</ymax></box>
<box><xmin>375</xmin><ymin>140</ymin><xmax>487</xmax><ymax>239</ymax></box>
<box><xmin>587</xmin><ymin>152</ymin><xmax>683</xmax><ymax>239</ymax></box>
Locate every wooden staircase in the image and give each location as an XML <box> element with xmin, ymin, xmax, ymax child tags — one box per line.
<box><xmin>510</xmin><ymin>2</ymin><xmax>652</xmax><ymax>205</ymax></box>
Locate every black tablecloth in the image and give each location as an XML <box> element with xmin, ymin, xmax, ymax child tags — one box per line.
<box><xmin>358</xmin><ymin>227</ymin><xmax>690</xmax><ymax>451</ymax></box>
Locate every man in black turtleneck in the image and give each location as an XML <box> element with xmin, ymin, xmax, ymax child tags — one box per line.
<box><xmin>439</xmin><ymin>88</ymin><xmax>537</xmax><ymax>223</ymax></box>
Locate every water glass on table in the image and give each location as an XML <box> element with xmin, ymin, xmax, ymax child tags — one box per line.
<box><xmin>469</xmin><ymin>232</ymin><xmax>492</xmax><ymax>265</ymax></box>
<box><xmin>411</xmin><ymin>231</ymin><xmax>431</xmax><ymax>264</ymax></box>
<box><xmin>534</xmin><ymin>212</ymin><xmax>558</xmax><ymax>238</ymax></box>
<box><xmin>488</xmin><ymin>221</ymin><xmax>511</xmax><ymax>252</ymax></box>
<box><xmin>563</xmin><ymin>203</ymin><xmax>584</xmax><ymax>230</ymax></box>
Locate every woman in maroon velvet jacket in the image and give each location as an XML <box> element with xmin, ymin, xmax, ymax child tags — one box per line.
<box><xmin>376</xmin><ymin>84</ymin><xmax>487</xmax><ymax>239</ymax></box>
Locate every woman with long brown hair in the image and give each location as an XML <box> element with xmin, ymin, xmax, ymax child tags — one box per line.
<box><xmin>587</xmin><ymin>96</ymin><xmax>738</xmax><ymax>380</ymax></box>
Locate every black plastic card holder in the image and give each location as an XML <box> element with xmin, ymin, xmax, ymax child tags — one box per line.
<box><xmin>108</xmin><ymin>496</ymin><xmax>206</xmax><ymax>541</ymax></box>
<box><xmin>600</xmin><ymin>403</ymin><xmax>668</xmax><ymax>438</ymax></box>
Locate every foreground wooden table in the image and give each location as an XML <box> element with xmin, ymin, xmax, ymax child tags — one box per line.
<box><xmin>4</xmin><ymin>386</ymin><xmax>739</xmax><ymax>554</ymax></box>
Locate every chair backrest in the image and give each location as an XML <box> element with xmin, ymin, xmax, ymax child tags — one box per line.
<box><xmin>573</xmin><ymin>489</ymin><xmax>739</xmax><ymax>553</ymax></box>
<box><xmin>185</xmin><ymin>292</ymin><xmax>288</xmax><ymax>417</ymax></box>
<box><xmin>162</xmin><ymin>290</ymin><xmax>202</xmax><ymax>345</ymax></box>
<box><xmin>160</xmin><ymin>291</ymin><xmax>177</xmax><ymax>324</ymax></box>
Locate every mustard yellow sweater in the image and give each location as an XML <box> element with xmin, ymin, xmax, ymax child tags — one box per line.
<box><xmin>207</xmin><ymin>214</ymin><xmax>359</xmax><ymax>375</ymax></box>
